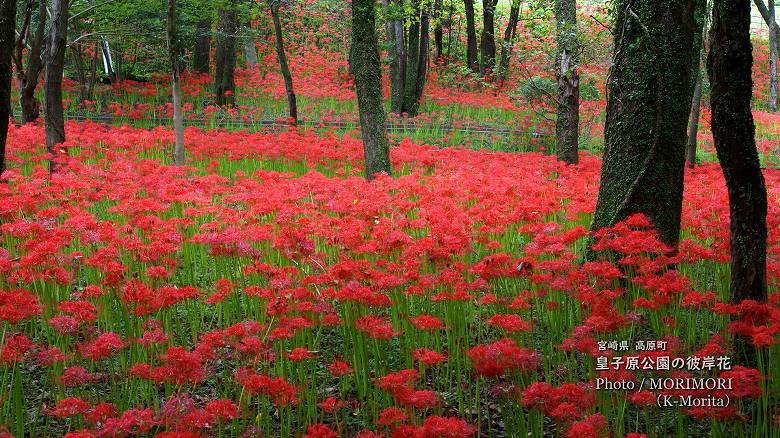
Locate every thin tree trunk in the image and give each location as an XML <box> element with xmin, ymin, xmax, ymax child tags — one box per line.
<box><xmin>413</xmin><ymin>8</ymin><xmax>430</xmax><ymax>110</ymax></box>
<box><xmin>350</xmin><ymin>0</ymin><xmax>392</xmax><ymax>179</ymax></box>
<box><xmin>464</xmin><ymin>0</ymin><xmax>478</xmax><ymax>72</ymax></box>
<box><xmin>686</xmin><ymin>67</ymin><xmax>704</xmax><ymax>167</ymax></box>
<box><xmin>496</xmin><ymin>2</ymin><xmax>520</xmax><ymax>87</ymax></box>
<box><xmin>754</xmin><ymin>0</ymin><xmax>780</xmax><ymax>89</ymax></box>
<box><xmin>555</xmin><ymin>0</ymin><xmax>579</xmax><ymax>164</ymax></box>
<box><xmin>14</xmin><ymin>0</ymin><xmax>46</xmax><ymax>124</ymax></box>
<box><xmin>0</xmin><ymin>0</ymin><xmax>15</xmax><ymax>177</ymax></box>
<box><xmin>193</xmin><ymin>19</ymin><xmax>211</xmax><ymax>74</ymax></box>
<box><xmin>708</xmin><ymin>0</ymin><xmax>768</xmax><ymax>366</ymax></box>
<box><xmin>269</xmin><ymin>1</ymin><xmax>297</xmax><ymax>125</ymax></box>
<box><xmin>168</xmin><ymin>0</ymin><xmax>185</xmax><ymax>166</ymax></box>
<box><xmin>590</xmin><ymin>0</ymin><xmax>702</xmax><ymax>249</ymax></box>
<box><xmin>243</xmin><ymin>21</ymin><xmax>258</xmax><ymax>67</ymax></box>
<box><xmin>88</xmin><ymin>40</ymin><xmax>99</xmax><ymax>100</ymax></box>
<box><xmin>768</xmin><ymin>0</ymin><xmax>778</xmax><ymax>110</ymax></box>
<box><xmin>479</xmin><ymin>0</ymin><xmax>497</xmax><ymax>75</ymax></box>
<box><xmin>433</xmin><ymin>0</ymin><xmax>444</xmax><ymax>60</ymax></box>
<box><xmin>45</xmin><ymin>0</ymin><xmax>69</xmax><ymax>173</ymax></box>
<box><xmin>383</xmin><ymin>0</ymin><xmax>406</xmax><ymax>114</ymax></box>
<box><xmin>214</xmin><ymin>6</ymin><xmax>238</xmax><ymax>106</ymax></box>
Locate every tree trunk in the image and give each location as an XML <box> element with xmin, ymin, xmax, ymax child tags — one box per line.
<box><xmin>243</xmin><ymin>21</ymin><xmax>258</xmax><ymax>67</ymax></box>
<box><xmin>88</xmin><ymin>40</ymin><xmax>99</xmax><ymax>100</ymax></box>
<box><xmin>168</xmin><ymin>0</ymin><xmax>185</xmax><ymax>166</ymax></box>
<box><xmin>404</xmin><ymin>0</ymin><xmax>422</xmax><ymax>114</ymax></box>
<box><xmin>15</xmin><ymin>0</ymin><xmax>46</xmax><ymax>124</ymax></box>
<box><xmin>433</xmin><ymin>0</ymin><xmax>444</xmax><ymax>60</ymax></box>
<box><xmin>496</xmin><ymin>2</ymin><xmax>520</xmax><ymax>87</ymax></box>
<box><xmin>768</xmin><ymin>0</ymin><xmax>778</xmax><ymax>110</ymax></box>
<box><xmin>686</xmin><ymin>66</ymin><xmax>704</xmax><ymax>167</ymax></box>
<box><xmin>555</xmin><ymin>0</ymin><xmax>579</xmax><ymax>164</ymax></box>
<box><xmin>479</xmin><ymin>0</ymin><xmax>497</xmax><ymax>75</ymax></box>
<box><xmin>269</xmin><ymin>1</ymin><xmax>297</xmax><ymax>125</ymax></box>
<box><xmin>45</xmin><ymin>0</ymin><xmax>68</xmax><ymax>173</ymax></box>
<box><xmin>590</xmin><ymin>0</ymin><xmax>701</xmax><ymax>249</ymax></box>
<box><xmin>350</xmin><ymin>0</ymin><xmax>392</xmax><ymax>179</ymax></box>
<box><xmin>708</xmin><ymin>0</ymin><xmax>768</xmax><ymax>304</ymax></box>
<box><xmin>463</xmin><ymin>0</ymin><xmax>478</xmax><ymax>72</ymax></box>
<box><xmin>214</xmin><ymin>6</ymin><xmax>238</xmax><ymax>106</ymax></box>
<box><xmin>413</xmin><ymin>8</ymin><xmax>430</xmax><ymax>113</ymax></box>
<box><xmin>383</xmin><ymin>0</ymin><xmax>406</xmax><ymax>114</ymax></box>
<box><xmin>0</xmin><ymin>0</ymin><xmax>15</xmax><ymax>177</ymax></box>
<box><xmin>193</xmin><ymin>18</ymin><xmax>211</xmax><ymax>74</ymax></box>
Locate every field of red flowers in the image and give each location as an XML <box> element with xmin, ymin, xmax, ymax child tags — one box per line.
<box><xmin>0</xmin><ymin>119</ymin><xmax>778</xmax><ymax>437</ymax></box>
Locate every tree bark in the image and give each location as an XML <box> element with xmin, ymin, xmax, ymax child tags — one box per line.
<box><xmin>768</xmin><ymin>0</ymin><xmax>778</xmax><ymax>110</ymax></box>
<box><xmin>269</xmin><ymin>1</ymin><xmax>297</xmax><ymax>125</ymax></box>
<box><xmin>590</xmin><ymin>0</ymin><xmax>702</xmax><ymax>249</ymax></box>
<box><xmin>686</xmin><ymin>6</ymin><xmax>709</xmax><ymax>168</ymax></box>
<box><xmin>193</xmin><ymin>18</ymin><xmax>211</xmax><ymax>74</ymax></box>
<box><xmin>13</xmin><ymin>0</ymin><xmax>46</xmax><ymax>124</ymax></box>
<box><xmin>496</xmin><ymin>2</ymin><xmax>520</xmax><ymax>87</ymax></box>
<box><xmin>45</xmin><ymin>0</ymin><xmax>69</xmax><ymax>173</ymax></box>
<box><xmin>479</xmin><ymin>0</ymin><xmax>497</xmax><ymax>75</ymax></box>
<box><xmin>555</xmin><ymin>0</ymin><xmax>579</xmax><ymax>164</ymax></box>
<box><xmin>404</xmin><ymin>0</ymin><xmax>422</xmax><ymax>114</ymax></box>
<box><xmin>708</xmin><ymin>0</ymin><xmax>768</xmax><ymax>304</ymax></box>
<box><xmin>243</xmin><ymin>21</ymin><xmax>259</xmax><ymax>67</ymax></box>
<box><xmin>383</xmin><ymin>0</ymin><xmax>406</xmax><ymax>114</ymax></box>
<box><xmin>214</xmin><ymin>6</ymin><xmax>238</xmax><ymax>106</ymax></box>
<box><xmin>463</xmin><ymin>0</ymin><xmax>478</xmax><ymax>72</ymax></box>
<box><xmin>0</xmin><ymin>0</ymin><xmax>15</xmax><ymax>177</ymax></box>
<box><xmin>350</xmin><ymin>0</ymin><xmax>392</xmax><ymax>179</ymax></box>
<box><xmin>754</xmin><ymin>0</ymin><xmax>780</xmax><ymax>99</ymax></box>
<box><xmin>433</xmin><ymin>0</ymin><xmax>444</xmax><ymax>60</ymax></box>
<box><xmin>168</xmin><ymin>0</ymin><xmax>185</xmax><ymax>166</ymax></box>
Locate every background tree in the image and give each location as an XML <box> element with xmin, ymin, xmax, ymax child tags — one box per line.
<box><xmin>590</xmin><ymin>0</ymin><xmax>702</xmax><ymax>249</ymax></box>
<box><xmin>686</xmin><ymin>0</ymin><xmax>710</xmax><ymax>167</ymax></box>
<box><xmin>554</xmin><ymin>0</ymin><xmax>579</xmax><ymax>164</ymax></box>
<box><xmin>463</xmin><ymin>0</ymin><xmax>478</xmax><ymax>71</ymax></box>
<box><xmin>0</xmin><ymin>0</ymin><xmax>14</xmax><ymax>177</ymax></box>
<box><xmin>495</xmin><ymin>0</ymin><xmax>520</xmax><ymax>87</ymax></box>
<box><xmin>708</xmin><ymin>0</ymin><xmax>768</xmax><ymax>323</ymax></box>
<box><xmin>193</xmin><ymin>18</ymin><xmax>212</xmax><ymax>73</ymax></box>
<box><xmin>45</xmin><ymin>0</ymin><xmax>69</xmax><ymax>173</ymax></box>
<box><xmin>402</xmin><ymin>0</ymin><xmax>430</xmax><ymax>116</ymax></box>
<box><xmin>243</xmin><ymin>19</ymin><xmax>258</xmax><ymax>67</ymax></box>
<box><xmin>12</xmin><ymin>0</ymin><xmax>46</xmax><ymax>124</ymax></box>
<box><xmin>168</xmin><ymin>0</ymin><xmax>185</xmax><ymax>165</ymax></box>
<box><xmin>479</xmin><ymin>0</ymin><xmax>497</xmax><ymax>75</ymax></box>
<box><xmin>433</xmin><ymin>0</ymin><xmax>443</xmax><ymax>60</ymax></box>
<box><xmin>214</xmin><ymin>1</ymin><xmax>238</xmax><ymax>106</ymax></box>
<box><xmin>350</xmin><ymin>0</ymin><xmax>391</xmax><ymax>179</ymax></box>
<box><xmin>383</xmin><ymin>0</ymin><xmax>406</xmax><ymax>113</ymax></box>
<box><xmin>268</xmin><ymin>0</ymin><xmax>297</xmax><ymax>124</ymax></box>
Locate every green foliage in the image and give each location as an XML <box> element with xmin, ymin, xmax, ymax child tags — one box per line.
<box><xmin>519</xmin><ymin>75</ymin><xmax>556</xmax><ymax>102</ymax></box>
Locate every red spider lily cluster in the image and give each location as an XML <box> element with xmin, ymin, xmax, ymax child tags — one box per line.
<box><xmin>0</xmin><ymin>120</ymin><xmax>778</xmax><ymax>437</ymax></box>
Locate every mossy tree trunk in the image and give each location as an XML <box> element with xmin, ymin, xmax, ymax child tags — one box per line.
<box><xmin>383</xmin><ymin>0</ymin><xmax>406</xmax><ymax>114</ymax></box>
<box><xmin>708</xmin><ymin>0</ymin><xmax>768</xmax><ymax>305</ymax></box>
<box><xmin>479</xmin><ymin>0</ymin><xmax>497</xmax><ymax>75</ymax></box>
<box><xmin>350</xmin><ymin>0</ymin><xmax>392</xmax><ymax>179</ymax></box>
<box><xmin>13</xmin><ymin>0</ymin><xmax>46</xmax><ymax>124</ymax></box>
<box><xmin>496</xmin><ymin>1</ymin><xmax>520</xmax><ymax>87</ymax></box>
<box><xmin>0</xmin><ymin>0</ymin><xmax>14</xmax><ymax>177</ymax></box>
<box><xmin>45</xmin><ymin>0</ymin><xmax>69</xmax><ymax>173</ymax></box>
<box><xmin>243</xmin><ymin>20</ymin><xmax>259</xmax><ymax>67</ymax></box>
<box><xmin>168</xmin><ymin>0</ymin><xmax>185</xmax><ymax>166</ymax></box>
<box><xmin>463</xmin><ymin>0</ymin><xmax>478</xmax><ymax>72</ymax></box>
<box><xmin>590</xmin><ymin>0</ymin><xmax>702</xmax><ymax>249</ymax></box>
<box><xmin>269</xmin><ymin>0</ymin><xmax>297</xmax><ymax>125</ymax></box>
<box><xmin>214</xmin><ymin>5</ymin><xmax>238</xmax><ymax>107</ymax></box>
<box><xmin>554</xmin><ymin>0</ymin><xmax>579</xmax><ymax>164</ymax></box>
<box><xmin>193</xmin><ymin>18</ymin><xmax>211</xmax><ymax>74</ymax></box>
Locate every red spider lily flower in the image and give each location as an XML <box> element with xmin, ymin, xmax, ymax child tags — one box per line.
<box><xmin>467</xmin><ymin>338</ymin><xmax>540</xmax><ymax>376</ymax></box>
<box><xmin>48</xmin><ymin>397</ymin><xmax>92</xmax><ymax>417</ymax></box>
<box><xmin>289</xmin><ymin>347</ymin><xmax>317</xmax><ymax>361</ymax></box>
<box><xmin>377</xmin><ymin>407</ymin><xmax>407</xmax><ymax>426</ymax></box>
<box><xmin>48</xmin><ymin>315</ymin><xmax>80</xmax><ymax>334</ymax></box>
<box><xmin>235</xmin><ymin>367</ymin><xmax>298</xmax><ymax>406</ymax></box>
<box><xmin>60</xmin><ymin>366</ymin><xmax>95</xmax><ymax>387</ymax></box>
<box><xmin>131</xmin><ymin>346</ymin><xmax>206</xmax><ymax>385</ymax></box>
<box><xmin>410</xmin><ymin>315</ymin><xmax>446</xmax><ymax>331</ymax></box>
<box><xmin>318</xmin><ymin>396</ymin><xmax>347</xmax><ymax>414</ymax></box>
<box><xmin>1</xmin><ymin>333</ymin><xmax>35</xmax><ymax>364</ymax></box>
<box><xmin>206</xmin><ymin>278</ymin><xmax>234</xmax><ymax>305</ymax></box>
<box><xmin>412</xmin><ymin>348</ymin><xmax>447</xmax><ymax>366</ymax></box>
<box><xmin>84</xmin><ymin>402</ymin><xmax>118</xmax><ymax>425</ymax></box>
<box><xmin>62</xmin><ymin>431</ymin><xmax>96</xmax><ymax>438</ymax></box>
<box><xmin>718</xmin><ymin>366</ymin><xmax>763</xmax><ymax>399</ymax></box>
<box><xmin>417</xmin><ymin>416</ymin><xmax>475</xmax><ymax>437</ymax></box>
<box><xmin>566</xmin><ymin>413</ymin><xmax>608</xmax><ymax>438</ymax></box>
<box><xmin>327</xmin><ymin>360</ymin><xmax>353</xmax><ymax>377</ymax></box>
<box><xmin>36</xmin><ymin>346</ymin><xmax>67</xmax><ymax>366</ymax></box>
<box><xmin>0</xmin><ymin>289</ymin><xmax>42</xmax><ymax>324</ymax></box>
<box><xmin>58</xmin><ymin>300</ymin><xmax>98</xmax><ymax>323</ymax></box>
<box><xmin>355</xmin><ymin>315</ymin><xmax>399</xmax><ymax>340</ymax></box>
<box><xmin>304</xmin><ymin>424</ymin><xmax>338</xmax><ymax>438</ymax></box>
<box><xmin>99</xmin><ymin>408</ymin><xmax>158</xmax><ymax>436</ymax></box>
<box><xmin>78</xmin><ymin>332</ymin><xmax>126</xmax><ymax>361</ymax></box>
<box><xmin>486</xmin><ymin>314</ymin><xmax>533</xmax><ymax>333</ymax></box>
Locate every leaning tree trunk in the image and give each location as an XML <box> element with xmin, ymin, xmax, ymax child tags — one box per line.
<box><xmin>269</xmin><ymin>0</ymin><xmax>297</xmax><ymax>125</ymax></box>
<box><xmin>686</xmin><ymin>4</ymin><xmax>709</xmax><ymax>168</ymax></box>
<box><xmin>168</xmin><ymin>0</ymin><xmax>185</xmax><ymax>166</ymax></box>
<box><xmin>214</xmin><ymin>6</ymin><xmax>238</xmax><ymax>106</ymax></box>
<box><xmin>193</xmin><ymin>18</ymin><xmax>211</xmax><ymax>74</ymax></box>
<box><xmin>243</xmin><ymin>20</ymin><xmax>259</xmax><ymax>67</ymax></box>
<box><xmin>708</xmin><ymin>0</ymin><xmax>768</xmax><ymax>305</ymax></box>
<box><xmin>479</xmin><ymin>0</ymin><xmax>497</xmax><ymax>75</ymax></box>
<box><xmin>45</xmin><ymin>0</ymin><xmax>69</xmax><ymax>173</ymax></box>
<box><xmin>350</xmin><ymin>0</ymin><xmax>392</xmax><ymax>179</ymax></box>
<box><xmin>0</xmin><ymin>0</ymin><xmax>15</xmax><ymax>177</ymax></box>
<box><xmin>383</xmin><ymin>0</ymin><xmax>406</xmax><ymax>114</ymax></box>
<box><xmin>15</xmin><ymin>0</ymin><xmax>46</xmax><ymax>124</ymax></box>
<box><xmin>768</xmin><ymin>0</ymin><xmax>778</xmax><ymax>110</ymax></box>
<box><xmin>463</xmin><ymin>0</ymin><xmax>478</xmax><ymax>72</ymax></box>
<box><xmin>555</xmin><ymin>0</ymin><xmax>579</xmax><ymax>164</ymax></box>
<box><xmin>496</xmin><ymin>2</ymin><xmax>520</xmax><ymax>87</ymax></box>
<box><xmin>590</xmin><ymin>0</ymin><xmax>702</xmax><ymax>249</ymax></box>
